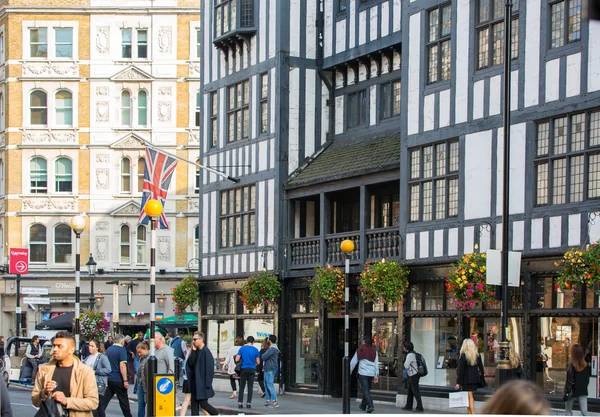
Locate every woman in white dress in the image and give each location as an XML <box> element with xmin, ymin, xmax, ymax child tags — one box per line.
<box><xmin>223</xmin><ymin>336</ymin><xmax>244</xmax><ymax>398</ymax></box>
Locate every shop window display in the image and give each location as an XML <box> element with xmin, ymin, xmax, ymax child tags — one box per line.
<box><xmin>295</xmin><ymin>319</ymin><xmax>320</xmax><ymax>385</ymax></box>
<box><xmin>370</xmin><ymin>318</ymin><xmax>399</xmax><ymax>391</ymax></box>
<box><xmin>207</xmin><ymin>319</ymin><xmax>235</xmax><ymax>372</ymax></box>
<box><xmin>243</xmin><ymin>318</ymin><xmax>274</xmax><ymax>342</ymax></box>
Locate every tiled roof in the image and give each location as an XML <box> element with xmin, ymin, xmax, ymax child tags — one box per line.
<box><xmin>286</xmin><ymin>131</ymin><xmax>400</xmax><ymax>188</ymax></box>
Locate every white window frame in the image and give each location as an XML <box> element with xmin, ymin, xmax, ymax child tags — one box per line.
<box><xmin>121</xmin><ymin>90</ymin><xmax>132</xmax><ymax>126</ymax></box>
<box><xmin>137</xmin><ymin>90</ymin><xmax>148</xmax><ymax>127</ymax></box>
<box><xmin>54</xmin><ymin>157</ymin><xmax>73</xmax><ymax>193</ymax></box>
<box><xmin>55</xmin><ymin>89</ymin><xmax>73</xmax><ymax>127</ymax></box>
<box><xmin>29</xmin><ymin>223</ymin><xmax>47</xmax><ymax>264</ymax></box>
<box><xmin>30</xmin><ymin>89</ymin><xmax>48</xmax><ymax>126</ymax></box>
<box><xmin>120</xmin><ymin>224</ymin><xmax>131</xmax><ymax>265</ymax></box>
<box><xmin>137</xmin><ymin>157</ymin><xmax>146</xmax><ymax>193</ymax></box>
<box><xmin>53</xmin><ymin>223</ymin><xmax>72</xmax><ymax>264</ymax></box>
<box><xmin>136</xmin><ymin>225</ymin><xmax>147</xmax><ymax>265</ymax></box>
<box><xmin>30</xmin><ymin>157</ymin><xmax>48</xmax><ymax>194</ymax></box>
<box><xmin>22</xmin><ymin>22</ymin><xmax>79</xmax><ymax>60</ymax></box>
<box><xmin>121</xmin><ymin>157</ymin><xmax>132</xmax><ymax>193</ymax></box>
<box><xmin>121</xmin><ymin>28</ymin><xmax>150</xmax><ymax>60</ymax></box>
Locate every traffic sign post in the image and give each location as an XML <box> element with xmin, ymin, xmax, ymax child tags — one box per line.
<box><xmin>9</xmin><ymin>248</ymin><xmax>29</xmax><ymax>275</ymax></box>
<box><xmin>154</xmin><ymin>375</ymin><xmax>175</xmax><ymax>417</ymax></box>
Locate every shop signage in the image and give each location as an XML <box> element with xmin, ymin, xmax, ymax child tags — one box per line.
<box><xmin>9</xmin><ymin>248</ymin><xmax>29</xmax><ymax>274</ymax></box>
<box><xmin>55</xmin><ymin>282</ymin><xmax>76</xmax><ymax>290</ymax></box>
<box><xmin>22</xmin><ymin>287</ymin><xmax>49</xmax><ymax>296</ymax></box>
<box><xmin>485</xmin><ymin>250</ymin><xmax>522</xmax><ymax>287</ymax></box>
<box><xmin>50</xmin><ymin>298</ymin><xmax>76</xmax><ymax>304</ymax></box>
<box><xmin>23</xmin><ymin>297</ymin><xmax>50</xmax><ymax>305</ymax></box>
<box><xmin>113</xmin><ymin>286</ymin><xmax>119</xmax><ymax>323</ymax></box>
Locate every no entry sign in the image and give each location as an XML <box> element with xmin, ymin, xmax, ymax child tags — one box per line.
<box><xmin>9</xmin><ymin>248</ymin><xmax>29</xmax><ymax>275</ymax></box>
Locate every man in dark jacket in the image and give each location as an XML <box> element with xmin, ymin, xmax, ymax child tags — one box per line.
<box><xmin>187</xmin><ymin>332</ymin><xmax>218</xmax><ymax>416</ymax></box>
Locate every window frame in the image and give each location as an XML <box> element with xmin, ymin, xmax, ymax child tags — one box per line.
<box><xmin>120</xmin><ymin>224</ymin><xmax>131</xmax><ymax>265</ymax></box>
<box><xmin>29</xmin><ymin>27</ymin><xmax>48</xmax><ymax>58</ymax></box>
<box><xmin>54</xmin><ymin>28</ymin><xmax>73</xmax><ymax>59</ymax></box>
<box><xmin>121</xmin><ymin>90</ymin><xmax>132</xmax><ymax>127</ymax></box>
<box><xmin>29</xmin><ymin>224</ymin><xmax>47</xmax><ymax>264</ymax></box>
<box><xmin>30</xmin><ymin>90</ymin><xmax>48</xmax><ymax>126</ymax></box>
<box><xmin>54</xmin><ymin>157</ymin><xmax>73</xmax><ymax>193</ymax></box>
<box><xmin>121</xmin><ymin>157</ymin><xmax>132</xmax><ymax>193</ymax></box>
<box><xmin>260</xmin><ymin>72</ymin><xmax>269</xmax><ymax>134</ymax></box>
<box><xmin>136</xmin><ymin>225</ymin><xmax>147</xmax><ymax>265</ymax></box>
<box><xmin>426</xmin><ymin>3</ymin><xmax>453</xmax><ymax>84</ymax></box>
<box><xmin>380</xmin><ymin>79</ymin><xmax>401</xmax><ymax>121</ymax></box>
<box><xmin>137</xmin><ymin>90</ymin><xmax>148</xmax><ymax>127</ymax></box>
<box><xmin>347</xmin><ymin>89</ymin><xmax>368</xmax><ymax>130</ymax></box>
<box><xmin>195</xmin><ymin>159</ymin><xmax>200</xmax><ymax>194</ymax></box>
<box><xmin>209</xmin><ymin>91</ymin><xmax>218</xmax><ymax>148</ymax></box>
<box><xmin>549</xmin><ymin>0</ymin><xmax>582</xmax><ymax>49</ymax></box>
<box><xmin>30</xmin><ymin>157</ymin><xmax>48</xmax><ymax>194</ymax></box>
<box><xmin>121</xmin><ymin>28</ymin><xmax>149</xmax><ymax>60</ymax></box>
<box><xmin>53</xmin><ymin>223</ymin><xmax>72</xmax><ymax>264</ymax></box>
<box><xmin>55</xmin><ymin>89</ymin><xmax>73</xmax><ymax>127</ymax></box>
<box><xmin>220</xmin><ymin>184</ymin><xmax>256</xmax><ymax>248</ymax></box>
<box><xmin>26</xmin><ymin>25</ymin><xmax>77</xmax><ymax>60</ymax></box>
<box><xmin>227</xmin><ymin>80</ymin><xmax>250</xmax><ymax>143</ymax></box>
<box><xmin>475</xmin><ymin>0</ymin><xmax>520</xmax><ymax>70</ymax></box>
<box><xmin>137</xmin><ymin>157</ymin><xmax>145</xmax><ymax>193</ymax></box>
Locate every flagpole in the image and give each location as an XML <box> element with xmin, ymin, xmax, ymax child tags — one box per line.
<box><xmin>137</xmin><ymin>138</ymin><xmax>239</xmax><ymax>183</ymax></box>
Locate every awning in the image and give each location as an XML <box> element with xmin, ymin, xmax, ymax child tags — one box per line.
<box><xmin>35</xmin><ymin>312</ymin><xmax>74</xmax><ymax>330</ymax></box>
<box><xmin>153</xmin><ymin>313</ymin><xmax>199</xmax><ymax>328</ymax></box>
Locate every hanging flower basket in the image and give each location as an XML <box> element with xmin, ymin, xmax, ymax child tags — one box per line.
<box><xmin>240</xmin><ymin>270</ymin><xmax>282</xmax><ymax>311</ymax></box>
<box><xmin>311</xmin><ymin>264</ymin><xmax>345</xmax><ymax>315</ymax></box>
<box><xmin>79</xmin><ymin>310</ymin><xmax>109</xmax><ymax>341</ymax></box>
<box><xmin>171</xmin><ymin>274</ymin><xmax>198</xmax><ymax>317</ymax></box>
<box><xmin>445</xmin><ymin>250</ymin><xmax>496</xmax><ymax>311</ymax></box>
<box><xmin>554</xmin><ymin>242</ymin><xmax>600</xmax><ymax>295</ymax></box>
<box><xmin>358</xmin><ymin>259</ymin><xmax>410</xmax><ymax>305</ymax></box>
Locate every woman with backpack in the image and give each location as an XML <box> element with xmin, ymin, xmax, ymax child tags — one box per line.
<box><xmin>456</xmin><ymin>338</ymin><xmax>486</xmax><ymax>415</ymax></box>
<box><xmin>402</xmin><ymin>341</ymin><xmax>424</xmax><ymax>413</ymax></box>
<box><xmin>564</xmin><ymin>344</ymin><xmax>591</xmax><ymax>416</ymax></box>
<box><xmin>223</xmin><ymin>336</ymin><xmax>244</xmax><ymax>399</ymax></box>
<box><xmin>84</xmin><ymin>339</ymin><xmax>111</xmax><ymax>417</ymax></box>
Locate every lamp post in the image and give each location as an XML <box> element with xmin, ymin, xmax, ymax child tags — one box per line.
<box><xmin>70</xmin><ymin>215</ymin><xmax>86</xmax><ymax>357</ymax></box>
<box><xmin>86</xmin><ymin>254</ymin><xmax>97</xmax><ymax>311</ymax></box>
<box><xmin>144</xmin><ymin>199</ymin><xmax>162</xmax><ymax>417</ymax></box>
<box><xmin>340</xmin><ymin>239</ymin><xmax>354</xmax><ymax>414</ymax></box>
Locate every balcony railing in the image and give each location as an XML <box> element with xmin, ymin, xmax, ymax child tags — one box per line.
<box><xmin>290</xmin><ymin>237</ymin><xmax>320</xmax><ymax>268</ymax></box>
<box><xmin>366</xmin><ymin>228</ymin><xmax>401</xmax><ymax>260</ymax></box>
<box><xmin>326</xmin><ymin>233</ymin><xmax>360</xmax><ymax>264</ymax></box>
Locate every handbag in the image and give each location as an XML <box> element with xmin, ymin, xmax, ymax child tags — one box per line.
<box><xmin>93</xmin><ymin>354</ymin><xmax>108</xmax><ymax>396</ymax></box>
<box><xmin>449</xmin><ymin>391</ymin><xmax>469</xmax><ymax>408</ymax></box>
<box><xmin>234</xmin><ymin>361</ymin><xmax>242</xmax><ymax>375</ymax></box>
<box><xmin>34</xmin><ymin>396</ymin><xmax>66</xmax><ymax>417</ymax></box>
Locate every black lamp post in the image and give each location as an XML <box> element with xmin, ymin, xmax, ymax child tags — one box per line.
<box><xmin>86</xmin><ymin>254</ymin><xmax>97</xmax><ymax>311</ymax></box>
<box><xmin>340</xmin><ymin>239</ymin><xmax>354</xmax><ymax>414</ymax></box>
<box><xmin>70</xmin><ymin>215</ymin><xmax>86</xmax><ymax>358</ymax></box>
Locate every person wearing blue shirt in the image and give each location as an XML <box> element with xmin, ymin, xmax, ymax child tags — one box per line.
<box><xmin>235</xmin><ymin>336</ymin><xmax>260</xmax><ymax>409</ymax></box>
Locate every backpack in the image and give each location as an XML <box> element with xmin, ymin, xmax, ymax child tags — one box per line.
<box><xmin>414</xmin><ymin>352</ymin><xmax>428</xmax><ymax>377</ymax></box>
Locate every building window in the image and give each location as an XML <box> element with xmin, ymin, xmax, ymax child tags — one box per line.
<box><xmin>195</xmin><ymin>159</ymin><xmax>200</xmax><ymax>193</ymax></box>
<box><xmin>476</xmin><ymin>0</ymin><xmax>519</xmax><ymax>69</ymax></box>
<box><xmin>0</xmin><ymin>93</ymin><xmax>4</xmax><ymax>129</ymax></box>
<box><xmin>54</xmin><ymin>224</ymin><xmax>71</xmax><ymax>264</ymax></box>
<box><xmin>0</xmin><ymin>159</ymin><xmax>4</xmax><ymax>195</ymax></box>
<box><xmin>138</xmin><ymin>90</ymin><xmax>147</xmax><ymax>127</ymax></box>
<box><xmin>120</xmin><ymin>225</ymin><xmax>130</xmax><ymax>264</ymax></box>
<box><xmin>338</xmin><ymin>0</ymin><xmax>347</xmax><ymax>11</ymax></box>
<box><xmin>30</xmin><ymin>224</ymin><xmax>47</xmax><ymax>263</ymax></box>
<box><xmin>55</xmin><ymin>28</ymin><xmax>73</xmax><ymax>58</ymax></box>
<box><xmin>220</xmin><ymin>184</ymin><xmax>256</xmax><ymax>248</ymax></box>
<box><xmin>137</xmin><ymin>30</ymin><xmax>148</xmax><ymax>58</ymax></box>
<box><xmin>215</xmin><ymin>0</ymin><xmax>234</xmax><ymax>37</ymax></box>
<box><xmin>535</xmin><ymin>110</ymin><xmax>600</xmax><ymax>206</ymax></box>
<box><xmin>240</xmin><ymin>0</ymin><xmax>254</xmax><ymax>27</ymax></box>
<box><xmin>121</xmin><ymin>91</ymin><xmax>132</xmax><ymax>126</ymax></box>
<box><xmin>260</xmin><ymin>73</ymin><xmax>268</xmax><ymax>134</ymax></box>
<box><xmin>550</xmin><ymin>0</ymin><xmax>582</xmax><ymax>49</ymax></box>
<box><xmin>195</xmin><ymin>91</ymin><xmax>201</xmax><ymax>127</ymax></box>
<box><xmin>55</xmin><ymin>90</ymin><xmax>73</xmax><ymax>126</ymax></box>
<box><xmin>196</xmin><ymin>29</ymin><xmax>201</xmax><ymax>57</ymax></box>
<box><xmin>55</xmin><ymin>157</ymin><xmax>72</xmax><ymax>193</ymax></box>
<box><xmin>121</xmin><ymin>157</ymin><xmax>131</xmax><ymax>193</ymax></box>
<box><xmin>30</xmin><ymin>28</ymin><xmax>47</xmax><ymax>58</ymax></box>
<box><xmin>30</xmin><ymin>157</ymin><xmax>48</xmax><ymax>194</ymax></box>
<box><xmin>137</xmin><ymin>157</ymin><xmax>145</xmax><ymax>192</ymax></box>
<box><xmin>347</xmin><ymin>90</ymin><xmax>368</xmax><ymax>129</ymax></box>
<box><xmin>427</xmin><ymin>4</ymin><xmax>452</xmax><ymax>84</ymax></box>
<box><xmin>30</xmin><ymin>90</ymin><xmax>48</xmax><ymax>125</ymax></box>
<box><xmin>381</xmin><ymin>80</ymin><xmax>401</xmax><ymax>120</ymax></box>
<box><xmin>409</xmin><ymin>140</ymin><xmax>459</xmax><ymax>222</ymax></box>
<box><xmin>122</xmin><ymin>29</ymin><xmax>132</xmax><ymax>58</ymax></box>
<box><xmin>210</xmin><ymin>92</ymin><xmax>217</xmax><ymax>147</ymax></box>
<box><xmin>136</xmin><ymin>225</ymin><xmax>147</xmax><ymax>265</ymax></box>
<box><xmin>227</xmin><ymin>80</ymin><xmax>249</xmax><ymax>142</ymax></box>
<box><xmin>194</xmin><ymin>225</ymin><xmax>200</xmax><ymax>259</ymax></box>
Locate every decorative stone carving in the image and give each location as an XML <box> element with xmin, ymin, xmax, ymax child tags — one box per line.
<box><xmin>188</xmin><ymin>131</ymin><xmax>199</xmax><ymax>145</ymax></box>
<box><xmin>189</xmin><ymin>63</ymin><xmax>200</xmax><ymax>77</ymax></box>
<box><xmin>0</xmin><ymin>199</ymin><xmax>5</xmax><ymax>214</ymax></box>
<box><xmin>96</xmin><ymin>222</ymin><xmax>109</xmax><ymax>231</ymax></box>
<box><xmin>96</xmin><ymin>101</ymin><xmax>109</xmax><ymax>122</ymax></box>
<box><xmin>112</xmin><ymin>203</ymin><xmax>141</xmax><ymax>216</ymax></box>
<box><xmin>0</xmin><ymin>134</ymin><xmax>5</xmax><ymax>147</ymax></box>
<box><xmin>158</xmin><ymin>27</ymin><xmax>172</xmax><ymax>53</ymax></box>
<box><xmin>96</xmin><ymin>27</ymin><xmax>109</xmax><ymax>54</ymax></box>
<box><xmin>22</xmin><ymin>62</ymin><xmax>78</xmax><ymax>77</ymax></box>
<box><xmin>158</xmin><ymin>87</ymin><xmax>171</xmax><ymax>96</ymax></box>
<box><xmin>22</xmin><ymin>131</ymin><xmax>77</xmax><ymax>145</ymax></box>
<box><xmin>111</xmin><ymin>135</ymin><xmax>145</xmax><ymax>149</ymax></box>
<box><xmin>95</xmin><ymin>236</ymin><xmax>109</xmax><ymax>261</ymax></box>
<box><xmin>96</xmin><ymin>168</ymin><xmax>109</xmax><ymax>189</ymax></box>
<box><xmin>112</xmin><ymin>66</ymin><xmax>153</xmax><ymax>81</ymax></box>
<box><xmin>158</xmin><ymin>102</ymin><xmax>171</xmax><ymax>122</ymax></box>
<box><xmin>22</xmin><ymin>198</ymin><xmax>77</xmax><ymax>212</ymax></box>
<box><xmin>96</xmin><ymin>154</ymin><xmax>109</xmax><ymax>164</ymax></box>
<box><xmin>96</xmin><ymin>87</ymin><xmax>108</xmax><ymax>96</ymax></box>
<box><xmin>188</xmin><ymin>198</ymin><xmax>199</xmax><ymax>211</ymax></box>
<box><xmin>157</xmin><ymin>237</ymin><xmax>170</xmax><ymax>261</ymax></box>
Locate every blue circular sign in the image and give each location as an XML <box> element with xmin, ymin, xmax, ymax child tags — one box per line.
<box><xmin>157</xmin><ymin>377</ymin><xmax>173</xmax><ymax>395</ymax></box>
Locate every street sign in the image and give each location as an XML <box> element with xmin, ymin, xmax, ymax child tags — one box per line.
<box><xmin>22</xmin><ymin>287</ymin><xmax>49</xmax><ymax>296</ymax></box>
<box><xmin>113</xmin><ymin>285</ymin><xmax>119</xmax><ymax>323</ymax></box>
<box><xmin>23</xmin><ymin>297</ymin><xmax>50</xmax><ymax>305</ymax></box>
<box><xmin>9</xmin><ymin>248</ymin><xmax>29</xmax><ymax>274</ymax></box>
<box><xmin>486</xmin><ymin>250</ymin><xmax>522</xmax><ymax>287</ymax></box>
<box><xmin>154</xmin><ymin>375</ymin><xmax>175</xmax><ymax>417</ymax></box>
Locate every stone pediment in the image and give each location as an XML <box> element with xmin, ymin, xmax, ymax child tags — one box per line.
<box><xmin>110</xmin><ymin>133</ymin><xmax>147</xmax><ymax>149</ymax></box>
<box><xmin>110</xmin><ymin>65</ymin><xmax>154</xmax><ymax>82</ymax></box>
<box><xmin>110</xmin><ymin>200</ymin><xmax>141</xmax><ymax>217</ymax></box>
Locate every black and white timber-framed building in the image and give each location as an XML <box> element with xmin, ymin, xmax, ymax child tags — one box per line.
<box><xmin>197</xmin><ymin>0</ymin><xmax>600</xmax><ymax>409</ymax></box>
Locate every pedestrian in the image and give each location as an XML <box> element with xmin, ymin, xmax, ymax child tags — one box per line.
<box><xmin>350</xmin><ymin>336</ymin><xmax>378</xmax><ymax>413</ymax></box>
<box><xmin>135</xmin><ymin>341</ymin><xmax>149</xmax><ymax>417</ymax></box>
<box><xmin>104</xmin><ymin>336</ymin><xmax>113</xmax><ymax>351</ymax></box>
<box><xmin>540</xmin><ymin>338</ymin><xmax>553</xmax><ymax>381</ymax></box>
<box><xmin>165</xmin><ymin>333</ymin><xmax>172</xmax><ymax>346</ymax></box>
<box><xmin>84</xmin><ymin>339</ymin><xmax>111</xmax><ymax>417</ymax></box>
<box><xmin>187</xmin><ymin>332</ymin><xmax>218</xmax><ymax>415</ymax></box>
<box><xmin>0</xmin><ymin>336</ymin><xmax>5</xmax><ymax>358</ymax></box>
<box><xmin>179</xmin><ymin>347</ymin><xmax>193</xmax><ymax>416</ymax></box>
<box><xmin>154</xmin><ymin>332</ymin><xmax>175</xmax><ymax>374</ymax></box>
<box><xmin>257</xmin><ymin>339</ymin><xmax>268</xmax><ymax>398</ymax></box>
<box><xmin>1</xmin><ymin>377</ymin><xmax>13</xmax><ymax>417</ymax></box>
<box><xmin>511</xmin><ymin>348</ymin><xmax>523</xmax><ymax>379</ymax></box>
<box><xmin>31</xmin><ymin>331</ymin><xmax>99</xmax><ymax>417</ymax></box>
<box><xmin>262</xmin><ymin>334</ymin><xmax>280</xmax><ymax>408</ymax></box>
<box><xmin>235</xmin><ymin>336</ymin><xmax>261</xmax><ymax>409</ymax></box>
<box><xmin>101</xmin><ymin>334</ymin><xmax>133</xmax><ymax>417</ymax></box>
<box><xmin>170</xmin><ymin>331</ymin><xmax>187</xmax><ymax>386</ymax></box>
<box><xmin>482</xmin><ymin>379</ymin><xmax>549</xmax><ymax>414</ymax></box>
<box><xmin>455</xmin><ymin>338</ymin><xmax>485</xmax><ymax>415</ymax></box>
<box><xmin>564</xmin><ymin>344</ymin><xmax>591</xmax><ymax>416</ymax></box>
<box><xmin>127</xmin><ymin>332</ymin><xmax>144</xmax><ymax>390</ymax></box>
<box><xmin>79</xmin><ymin>338</ymin><xmax>90</xmax><ymax>361</ymax></box>
<box><xmin>26</xmin><ymin>335</ymin><xmax>42</xmax><ymax>382</ymax></box>
<box><xmin>223</xmin><ymin>336</ymin><xmax>243</xmax><ymax>399</ymax></box>
<box><xmin>402</xmin><ymin>341</ymin><xmax>424</xmax><ymax>413</ymax></box>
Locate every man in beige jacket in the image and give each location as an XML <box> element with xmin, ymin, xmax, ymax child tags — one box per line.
<box><xmin>32</xmin><ymin>331</ymin><xmax>99</xmax><ymax>417</ymax></box>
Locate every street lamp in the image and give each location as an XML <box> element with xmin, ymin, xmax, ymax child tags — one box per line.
<box><xmin>340</xmin><ymin>239</ymin><xmax>354</xmax><ymax>414</ymax></box>
<box><xmin>144</xmin><ymin>198</ymin><xmax>162</xmax><ymax>417</ymax></box>
<box><xmin>70</xmin><ymin>215</ymin><xmax>86</xmax><ymax>358</ymax></box>
<box><xmin>86</xmin><ymin>254</ymin><xmax>97</xmax><ymax>311</ymax></box>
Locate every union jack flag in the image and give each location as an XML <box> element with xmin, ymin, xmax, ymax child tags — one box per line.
<box><xmin>138</xmin><ymin>147</ymin><xmax>178</xmax><ymax>229</ymax></box>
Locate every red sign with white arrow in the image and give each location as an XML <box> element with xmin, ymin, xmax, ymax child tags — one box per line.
<box><xmin>9</xmin><ymin>248</ymin><xmax>29</xmax><ymax>275</ymax></box>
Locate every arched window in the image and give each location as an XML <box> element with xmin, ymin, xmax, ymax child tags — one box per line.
<box><xmin>136</xmin><ymin>225</ymin><xmax>146</xmax><ymax>265</ymax></box>
<box><xmin>30</xmin><ymin>90</ymin><xmax>47</xmax><ymax>125</ymax></box>
<box><xmin>30</xmin><ymin>157</ymin><xmax>47</xmax><ymax>193</ymax></box>
<box><xmin>121</xmin><ymin>157</ymin><xmax>131</xmax><ymax>192</ymax></box>
<box><xmin>29</xmin><ymin>224</ymin><xmax>46</xmax><ymax>263</ymax></box>
<box><xmin>55</xmin><ymin>157</ymin><xmax>72</xmax><ymax>192</ymax></box>
<box><xmin>121</xmin><ymin>91</ymin><xmax>131</xmax><ymax>126</ymax></box>
<box><xmin>0</xmin><ymin>92</ymin><xmax>4</xmax><ymax>129</ymax></box>
<box><xmin>55</xmin><ymin>90</ymin><xmax>73</xmax><ymax>126</ymax></box>
<box><xmin>120</xmin><ymin>225</ymin><xmax>130</xmax><ymax>264</ymax></box>
<box><xmin>137</xmin><ymin>157</ymin><xmax>145</xmax><ymax>192</ymax></box>
<box><xmin>195</xmin><ymin>91</ymin><xmax>201</xmax><ymax>127</ymax></box>
<box><xmin>138</xmin><ymin>90</ymin><xmax>147</xmax><ymax>127</ymax></box>
<box><xmin>0</xmin><ymin>159</ymin><xmax>4</xmax><ymax>195</ymax></box>
<box><xmin>195</xmin><ymin>159</ymin><xmax>200</xmax><ymax>194</ymax></box>
<box><xmin>194</xmin><ymin>225</ymin><xmax>200</xmax><ymax>260</ymax></box>
<box><xmin>54</xmin><ymin>224</ymin><xmax>72</xmax><ymax>263</ymax></box>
